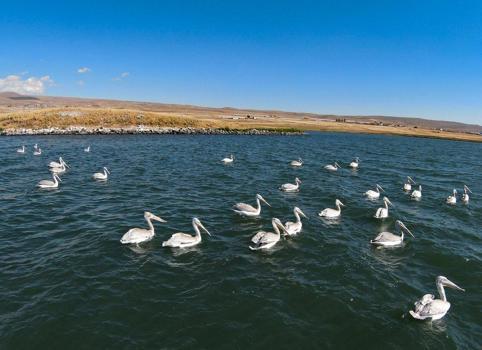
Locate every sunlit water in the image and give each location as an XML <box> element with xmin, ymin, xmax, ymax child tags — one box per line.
<box><xmin>0</xmin><ymin>133</ymin><xmax>480</xmax><ymax>349</ymax></box>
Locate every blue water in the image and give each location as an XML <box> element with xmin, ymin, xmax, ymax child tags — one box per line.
<box><xmin>0</xmin><ymin>133</ymin><xmax>481</xmax><ymax>349</ymax></box>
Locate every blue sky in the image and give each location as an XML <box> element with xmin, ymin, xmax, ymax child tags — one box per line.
<box><xmin>1</xmin><ymin>0</ymin><xmax>481</xmax><ymax>124</ymax></box>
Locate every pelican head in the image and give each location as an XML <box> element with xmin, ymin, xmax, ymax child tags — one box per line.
<box><xmin>383</xmin><ymin>197</ymin><xmax>393</xmax><ymax>206</ymax></box>
<box><xmin>396</xmin><ymin>220</ymin><xmax>414</xmax><ymax>237</ymax></box>
<box><xmin>463</xmin><ymin>185</ymin><xmax>472</xmax><ymax>194</ymax></box>
<box><xmin>294</xmin><ymin>206</ymin><xmax>307</xmax><ymax>218</ymax></box>
<box><xmin>144</xmin><ymin>211</ymin><xmax>167</xmax><ymax>223</ymax></box>
<box><xmin>193</xmin><ymin>218</ymin><xmax>211</xmax><ymax>236</ymax></box>
<box><xmin>376</xmin><ymin>184</ymin><xmax>385</xmax><ymax>192</ymax></box>
<box><xmin>335</xmin><ymin>199</ymin><xmax>345</xmax><ymax>207</ymax></box>
<box><xmin>295</xmin><ymin>177</ymin><xmax>301</xmax><ymax>184</ymax></box>
<box><xmin>436</xmin><ymin>276</ymin><xmax>465</xmax><ymax>292</ymax></box>
<box><xmin>452</xmin><ymin>188</ymin><xmax>457</xmax><ymax>195</ymax></box>
<box><xmin>256</xmin><ymin>194</ymin><xmax>271</xmax><ymax>207</ymax></box>
<box><xmin>103</xmin><ymin>167</ymin><xmax>110</xmax><ymax>174</ymax></box>
<box><xmin>272</xmin><ymin>217</ymin><xmax>287</xmax><ymax>233</ymax></box>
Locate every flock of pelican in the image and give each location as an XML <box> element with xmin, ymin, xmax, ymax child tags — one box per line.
<box><xmin>17</xmin><ymin>145</ymin><xmax>471</xmax><ymax>321</ymax></box>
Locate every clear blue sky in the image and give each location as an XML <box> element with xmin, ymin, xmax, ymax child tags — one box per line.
<box><xmin>1</xmin><ymin>0</ymin><xmax>481</xmax><ymax>124</ymax></box>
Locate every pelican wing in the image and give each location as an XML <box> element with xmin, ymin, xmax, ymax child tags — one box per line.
<box><xmin>371</xmin><ymin>231</ymin><xmax>399</xmax><ymax>243</ymax></box>
<box><xmin>38</xmin><ymin>180</ymin><xmax>54</xmax><ymax>186</ymax></box>
<box><xmin>281</xmin><ymin>184</ymin><xmax>296</xmax><ymax>191</ymax></box>
<box><xmin>233</xmin><ymin>203</ymin><xmax>256</xmax><ymax>212</ymax></box>
<box><xmin>411</xmin><ymin>299</ymin><xmax>450</xmax><ymax>319</ymax></box>
<box><xmin>163</xmin><ymin>232</ymin><xmax>196</xmax><ymax>247</ymax></box>
<box><xmin>120</xmin><ymin>228</ymin><xmax>153</xmax><ymax>244</ymax></box>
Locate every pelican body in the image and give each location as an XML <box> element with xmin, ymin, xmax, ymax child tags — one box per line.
<box><xmin>93</xmin><ymin>167</ymin><xmax>110</xmax><ymax>181</ymax></box>
<box><xmin>446</xmin><ymin>189</ymin><xmax>457</xmax><ymax>204</ymax></box>
<box><xmin>370</xmin><ymin>220</ymin><xmax>414</xmax><ymax>247</ymax></box>
<box><xmin>462</xmin><ymin>185</ymin><xmax>472</xmax><ymax>204</ymax></box>
<box><xmin>290</xmin><ymin>158</ymin><xmax>303</xmax><ymax>167</ymax></box>
<box><xmin>365</xmin><ymin>184</ymin><xmax>384</xmax><ymax>199</ymax></box>
<box><xmin>50</xmin><ymin>163</ymin><xmax>66</xmax><ymax>174</ymax></box>
<box><xmin>249</xmin><ymin>218</ymin><xmax>286</xmax><ymax>250</ymax></box>
<box><xmin>120</xmin><ymin>212</ymin><xmax>167</xmax><ymax>244</ymax></box>
<box><xmin>233</xmin><ymin>194</ymin><xmax>270</xmax><ymax>217</ymax></box>
<box><xmin>49</xmin><ymin>157</ymin><xmax>69</xmax><ymax>170</ymax></box>
<box><xmin>283</xmin><ymin>207</ymin><xmax>307</xmax><ymax>235</ymax></box>
<box><xmin>403</xmin><ymin>176</ymin><xmax>416</xmax><ymax>191</ymax></box>
<box><xmin>411</xmin><ymin>185</ymin><xmax>422</xmax><ymax>199</ymax></box>
<box><xmin>409</xmin><ymin>276</ymin><xmax>465</xmax><ymax>321</ymax></box>
<box><xmin>222</xmin><ymin>154</ymin><xmax>234</xmax><ymax>163</ymax></box>
<box><xmin>349</xmin><ymin>157</ymin><xmax>360</xmax><ymax>169</ymax></box>
<box><xmin>374</xmin><ymin>197</ymin><xmax>392</xmax><ymax>219</ymax></box>
<box><xmin>162</xmin><ymin>218</ymin><xmax>211</xmax><ymax>248</ymax></box>
<box><xmin>324</xmin><ymin>162</ymin><xmax>341</xmax><ymax>171</ymax></box>
<box><xmin>17</xmin><ymin>145</ymin><xmax>26</xmax><ymax>153</ymax></box>
<box><xmin>319</xmin><ymin>199</ymin><xmax>345</xmax><ymax>218</ymax></box>
<box><xmin>33</xmin><ymin>148</ymin><xmax>42</xmax><ymax>156</ymax></box>
<box><xmin>38</xmin><ymin>174</ymin><xmax>61</xmax><ymax>189</ymax></box>
<box><xmin>280</xmin><ymin>177</ymin><xmax>301</xmax><ymax>192</ymax></box>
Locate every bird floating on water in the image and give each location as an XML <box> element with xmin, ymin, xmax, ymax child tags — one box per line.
<box><xmin>280</xmin><ymin>177</ymin><xmax>301</xmax><ymax>192</ymax></box>
<box><xmin>283</xmin><ymin>207</ymin><xmax>307</xmax><ymax>235</ymax></box>
<box><xmin>462</xmin><ymin>185</ymin><xmax>472</xmax><ymax>204</ymax></box>
<box><xmin>49</xmin><ymin>157</ymin><xmax>69</xmax><ymax>170</ymax></box>
<box><xmin>93</xmin><ymin>167</ymin><xmax>110</xmax><ymax>181</ymax></box>
<box><xmin>365</xmin><ymin>184</ymin><xmax>384</xmax><ymax>199</ymax></box>
<box><xmin>374</xmin><ymin>197</ymin><xmax>392</xmax><ymax>219</ymax></box>
<box><xmin>249</xmin><ymin>218</ymin><xmax>286</xmax><ymax>250</ymax></box>
<box><xmin>120</xmin><ymin>212</ymin><xmax>167</xmax><ymax>245</ymax></box>
<box><xmin>370</xmin><ymin>220</ymin><xmax>414</xmax><ymax>247</ymax></box>
<box><xmin>38</xmin><ymin>174</ymin><xmax>61</xmax><ymax>189</ymax></box>
<box><xmin>411</xmin><ymin>185</ymin><xmax>422</xmax><ymax>199</ymax></box>
<box><xmin>324</xmin><ymin>162</ymin><xmax>341</xmax><ymax>171</ymax></box>
<box><xmin>349</xmin><ymin>157</ymin><xmax>360</xmax><ymax>169</ymax></box>
<box><xmin>162</xmin><ymin>217</ymin><xmax>211</xmax><ymax>248</ymax></box>
<box><xmin>233</xmin><ymin>193</ymin><xmax>270</xmax><ymax>217</ymax></box>
<box><xmin>17</xmin><ymin>145</ymin><xmax>26</xmax><ymax>154</ymax></box>
<box><xmin>222</xmin><ymin>154</ymin><xmax>234</xmax><ymax>163</ymax></box>
<box><xmin>409</xmin><ymin>276</ymin><xmax>465</xmax><ymax>321</ymax></box>
<box><xmin>84</xmin><ymin>145</ymin><xmax>90</xmax><ymax>152</ymax></box>
<box><xmin>33</xmin><ymin>147</ymin><xmax>42</xmax><ymax>156</ymax></box>
<box><xmin>403</xmin><ymin>176</ymin><xmax>416</xmax><ymax>191</ymax></box>
<box><xmin>50</xmin><ymin>163</ymin><xmax>66</xmax><ymax>174</ymax></box>
<box><xmin>290</xmin><ymin>158</ymin><xmax>303</xmax><ymax>167</ymax></box>
<box><xmin>446</xmin><ymin>189</ymin><xmax>457</xmax><ymax>204</ymax></box>
<box><xmin>319</xmin><ymin>199</ymin><xmax>345</xmax><ymax>218</ymax></box>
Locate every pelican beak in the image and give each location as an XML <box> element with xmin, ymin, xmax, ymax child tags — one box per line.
<box><xmin>260</xmin><ymin>197</ymin><xmax>271</xmax><ymax>207</ymax></box>
<box><xmin>199</xmin><ymin>222</ymin><xmax>211</xmax><ymax>236</ymax></box>
<box><xmin>445</xmin><ymin>279</ymin><xmax>465</xmax><ymax>292</ymax></box>
<box><xmin>400</xmin><ymin>223</ymin><xmax>414</xmax><ymax>238</ymax></box>
<box><xmin>152</xmin><ymin>215</ymin><xmax>167</xmax><ymax>223</ymax></box>
<box><xmin>299</xmin><ymin>210</ymin><xmax>307</xmax><ymax>218</ymax></box>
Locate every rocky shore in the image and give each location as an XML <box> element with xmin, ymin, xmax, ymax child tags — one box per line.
<box><xmin>0</xmin><ymin>126</ymin><xmax>303</xmax><ymax>136</ymax></box>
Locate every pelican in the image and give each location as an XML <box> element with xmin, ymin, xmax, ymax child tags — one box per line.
<box><xmin>162</xmin><ymin>218</ymin><xmax>211</xmax><ymax>248</ymax></box>
<box><xmin>17</xmin><ymin>145</ymin><xmax>26</xmax><ymax>153</ymax></box>
<box><xmin>49</xmin><ymin>157</ymin><xmax>69</xmax><ymax>169</ymax></box>
<box><xmin>93</xmin><ymin>167</ymin><xmax>110</xmax><ymax>181</ymax></box>
<box><xmin>233</xmin><ymin>194</ymin><xmax>271</xmax><ymax>217</ymax></box>
<box><xmin>374</xmin><ymin>197</ymin><xmax>392</xmax><ymax>219</ymax></box>
<box><xmin>249</xmin><ymin>218</ymin><xmax>287</xmax><ymax>250</ymax></box>
<box><xmin>50</xmin><ymin>163</ymin><xmax>66</xmax><ymax>174</ymax></box>
<box><xmin>446</xmin><ymin>189</ymin><xmax>457</xmax><ymax>204</ymax></box>
<box><xmin>290</xmin><ymin>158</ymin><xmax>303</xmax><ymax>167</ymax></box>
<box><xmin>409</xmin><ymin>276</ymin><xmax>465</xmax><ymax>321</ymax></box>
<box><xmin>283</xmin><ymin>207</ymin><xmax>307</xmax><ymax>235</ymax></box>
<box><xmin>37</xmin><ymin>174</ymin><xmax>61</xmax><ymax>189</ymax></box>
<box><xmin>324</xmin><ymin>162</ymin><xmax>341</xmax><ymax>171</ymax></box>
<box><xmin>120</xmin><ymin>212</ymin><xmax>167</xmax><ymax>245</ymax></box>
<box><xmin>365</xmin><ymin>184</ymin><xmax>384</xmax><ymax>199</ymax></box>
<box><xmin>403</xmin><ymin>176</ymin><xmax>416</xmax><ymax>191</ymax></box>
<box><xmin>462</xmin><ymin>185</ymin><xmax>472</xmax><ymax>204</ymax></box>
<box><xmin>319</xmin><ymin>199</ymin><xmax>345</xmax><ymax>218</ymax></box>
<box><xmin>222</xmin><ymin>154</ymin><xmax>234</xmax><ymax>163</ymax></box>
<box><xmin>370</xmin><ymin>220</ymin><xmax>414</xmax><ymax>247</ymax></box>
<box><xmin>280</xmin><ymin>177</ymin><xmax>301</xmax><ymax>192</ymax></box>
<box><xmin>349</xmin><ymin>157</ymin><xmax>360</xmax><ymax>169</ymax></box>
<box><xmin>33</xmin><ymin>147</ymin><xmax>42</xmax><ymax>156</ymax></box>
<box><xmin>411</xmin><ymin>185</ymin><xmax>422</xmax><ymax>199</ymax></box>
<box><xmin>84</xmin><ymin>145</ymin><xmax>90</xmax><ymax>152</ymax></box>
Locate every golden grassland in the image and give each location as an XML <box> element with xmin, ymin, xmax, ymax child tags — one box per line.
<box><xmin>1</xmin><ymin>107</ymin><xmax>481</xmax><ymax>142</ymax></box>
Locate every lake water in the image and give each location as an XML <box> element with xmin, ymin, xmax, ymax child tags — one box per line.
<box><xmin>0</xmin><ymin>133</ymin><xmax>480</xmax><ymax>349</ymax></box>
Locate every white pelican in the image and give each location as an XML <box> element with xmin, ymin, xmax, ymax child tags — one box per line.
<box><xmin>233</xmin><ymin>194</ymin><xmax>271</xmax><ymax>217</ymax></box>
<box><xmin>120</xmin><ymin>212</ymin><xmax>167</xmax><ymax>245</ymax></box>
<box><xmin>93</xmin><ymin>167</ymin><xmax>110</xmax><ymax>181</ymax></box>
<box><xmin>280</xmin><ymin>177</ymin><xmax>301</xmax><ymax>192</ymax></box>
<box><xmin>349</xmin><ymin>157</ymin><xmax>360</xmax><ymax>169</ymax></box>
<box><xmin>319</xmin><ymin>199</ymin><xmax>345</xmax><ymax>218</ymax></box>
<box><xmin>162</xmin><ymin>218</ymin><xmax>211</xmax><ymax>248</ymax></box>
<box><xmin>249</xmin><ymin>218</ymin><xmax>286</xmax><ymax>250</ymax></box>
<box><xmin>374</xmin><ymin>197</ymin><xmax>392</xmax><ymax>219</ymax></box>
<box><xmin>365</xmin><ymin>184</ymin><xmax>384</xmax><ymax>199</ymax></box>
<box><xmin>324</xmin><ymin>162</ymin><xmax>341</xmax><ymax>171</ymax></box>
<box><xmin>462</xmin><ymin>185</ymin><xmax>472</xmax><ymax>204</ymax></box>
<box><xmin>84</xmin><ymin>145</ymin><xmax>90</xmax><ymax>152</ymax></box>
<box><xmin>17</xmin><ymin>145</ymin><xmax>26</xmax><ymax>153</ymax></box>
<box><xmin>37</xmin><ymin>174</ymin><xmax>61</xmax><ymax>189</ymax></box>
<box><xmin>290</xmin><ymin>158</ymin><xmax>303</xmax><ymax>167</ymax></box>
<box><xmin>403</xmin><ymin>176</ymin><xmax>416</xmax><ymax>191</ymax></box>
<box><xmin>411</xmin><ymin>185</ymin><xmax>422</xmax><ymax>199</ymax></box>
<box><xmin>283</xmin><ymin>207</ymin><xmax>307</xmax><ymax>235</ymax></box>
<box><xmin>446</xmin><ymin>189</ymin><xmax>457</xmax><ymax>204</ymax></box>
<box><xmin>370</xmin><ymin>220</ymin><xmax>414</xmax><ymax>247</ymax></box>
<box><xmin>409</xmin><ymin>276</ymin><xmax>465</xmax><ymax>321</ymax></box>
<box><xmin>222</xmin><ymin>154</ymin><xmax>234</xmax><ymax>163</ymax></box>
<box><xmin>50</xmin><ymin>163</ymin><xmax>66</xmax><ymax>174</ymax></box>
<box><xmin>49</xmin><ymin>157</ymin><xmax>69</xmax><ymax>169</ymax></box>
<box><xmin>33</xmin><ymin>147</ymin><xmax>42</xmax><ymax>156</ymax></box>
